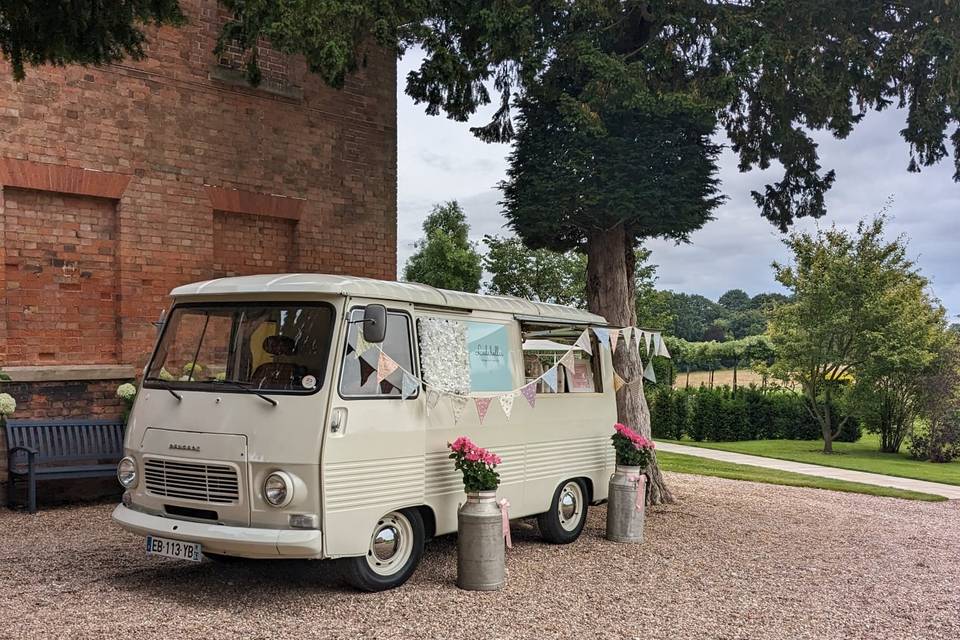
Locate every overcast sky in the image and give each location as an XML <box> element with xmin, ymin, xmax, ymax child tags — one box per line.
<box><xmin>396</xmin><ymin>54</ymin><xmax>960</xmax><ymax>322</ymax></box>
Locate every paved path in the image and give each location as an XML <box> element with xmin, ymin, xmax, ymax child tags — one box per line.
<box><xmin>656</xmin><ymin>441</ymin><xmax>960</xmax><ymax>499</ymax></box>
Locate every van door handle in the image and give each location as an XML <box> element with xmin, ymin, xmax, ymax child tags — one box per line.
<box><xmin>330</xmin><ymin>407</ymin><xmax>347</xmax><ymax>434</ymax></box>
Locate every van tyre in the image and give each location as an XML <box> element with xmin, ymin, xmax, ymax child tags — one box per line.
<box><xmin>341</xmin><ymin>508</ymin><xmax>425</xmax><ymax>592</ymax></box>
<box><xmin>538</xmin><ymin>479</ymin><xmax>588</xmax><ymax>544</ymax></box>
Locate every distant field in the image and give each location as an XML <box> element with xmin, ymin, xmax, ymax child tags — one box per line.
<box><xmin>673</xmin><ymin>368</ymin><xmax>767</xmax><ymax>389</ymax></box>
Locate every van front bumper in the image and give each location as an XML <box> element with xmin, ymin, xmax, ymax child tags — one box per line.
<box><xmin>111</xmin><ymin>504</ymin><xmax>324</xmax><ymax>559</ymax></box>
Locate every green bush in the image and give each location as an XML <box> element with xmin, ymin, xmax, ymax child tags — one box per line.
<box><xmin>650</xmin><ymin>385</ymin><xmax>860</xmax><ymax>443</ymax></box>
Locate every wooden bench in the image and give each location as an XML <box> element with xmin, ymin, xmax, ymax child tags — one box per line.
<box><xmin>5</xmin><ymin>418</ymin><xmax>125</xmax><ymax>513</ymax></box>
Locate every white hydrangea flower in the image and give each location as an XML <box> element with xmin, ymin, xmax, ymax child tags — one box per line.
<box><xmin>0</xmin><ymin>393</ymin><xmax>16</xmax><ymax>416</ymax></box>
<box><xmin>116</xmin><ymin>383</ymin><xmax>137</xmax><ymax>401</ymax></box>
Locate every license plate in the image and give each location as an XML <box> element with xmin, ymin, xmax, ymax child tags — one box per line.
<box><xmin>146</xmin><ymin>535</ymin><xmax>202</xmax><ymax>562</ymax></box>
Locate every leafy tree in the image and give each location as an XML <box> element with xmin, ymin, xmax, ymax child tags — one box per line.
<box><xmin>659</xmin><ymin>292</ymin><xmax>725</xmax><ymax>342</ymax></box>
<box><xmin>727</xmin><ymin>309</ymin><xmax>767</xmax><ymax>339</ymax></box>
<box><xmin>752</xmin><ymin>293</ymin><xmax>790</xmax><ymax>309</ymax></box>
<box><xmin>403</xmin><ymin>202</ymin><xmax>482</xmax><ymax>293</ymax></box>
<box><xmin>718</xmin><ymin>289</ymin><xmax>752</xmax><ymax>312</ymax></box>
<box><xmin>1</xmin><ymin>0</ymin><xmax>184</xmax><ymax>81</ymax></box>
<box><xmin>769</xmin><ymin>217</ymin><xmax>926</xmax><ymax>453</ymax></box>
<box><xmin>847</xmin><ymin>290</ymin><xmax>951</xmax><ymax>452</ymax></box>
<box><xmin>635</xmin><ymin>289</ymin><xmax>677</xmax><ymax>338</ymax></box>
<box><xmin>483</xmin><ymin>235</ymin><xmax>587</xmax><ymax>307</ymax></box>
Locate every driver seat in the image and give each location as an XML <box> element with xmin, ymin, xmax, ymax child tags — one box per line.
<box><xmin>250</xmin><ymin>335</ymin><xmax>304</xmax><ymax>389</ymax></box>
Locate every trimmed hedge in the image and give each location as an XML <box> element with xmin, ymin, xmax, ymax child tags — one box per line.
<box><xmin>649</xmin><ymin>385</ymin><xmax>862</xmax><ymax>443</ymax></box>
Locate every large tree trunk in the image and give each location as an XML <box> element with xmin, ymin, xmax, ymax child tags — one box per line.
<box><xmin>586</xmin><ymin>224</ymin><xmax>675</xmax><ymax>505</ymax></box>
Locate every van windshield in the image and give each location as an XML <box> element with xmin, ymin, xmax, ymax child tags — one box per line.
<box><xmin>145</xmin><ymin>302</ymin><xmax>335</xmax><ymax>393</ymax></box>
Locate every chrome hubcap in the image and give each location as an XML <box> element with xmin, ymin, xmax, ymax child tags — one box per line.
<box><xmin>558</xmin><ymin>482</ymin><xmax>583</xmax><ymax>531</ymax></box>
<box><xmin>366</xmin><ymin>512</ymin><xmax>413</xmax><ymax>576</ymax></box>
<box><xmin>372</xmin><ymin>525</ymin><xmax>400</xmax><ymax>561</ymax></box>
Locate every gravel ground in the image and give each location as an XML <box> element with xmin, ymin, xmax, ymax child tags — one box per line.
<box><xmin>1</xmin><ymin>473</ymin><xmax>957</xmax><ymax>640</ymax></box>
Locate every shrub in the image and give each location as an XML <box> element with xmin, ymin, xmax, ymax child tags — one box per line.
<box><xmin>649</xmin><ymin>385</ymin><xmax>859</xmax><ymax>443</ymax></box>
<box><xmin>650</xmin><ymin>386</ymin><xmax>684</xmax><ymax>440</ymax></box>
<box><xmin>909</xmin><ymin>415</ymin><xmax>960</xmax><ymax>463</ymax></box>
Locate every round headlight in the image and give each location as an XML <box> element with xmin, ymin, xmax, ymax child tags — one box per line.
<box><xmin>263</xmin><ymin>472</ymin><xmax>292</xmax><ymax>507</ymax></box>
<box><xmin>117</xmin><ymin>457</ymin><xmax>137</xmax><ymax>488</ymax></box>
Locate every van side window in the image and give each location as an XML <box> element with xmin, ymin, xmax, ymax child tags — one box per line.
<box><xmin>339</xmin><ymin>308</ymin><xmax>416</xmax><ymax>398</ymax></box>
<box><xmin>521</xmin><ymin>323</ymin><xmax>603</xmax><ymax>394</ymax></box>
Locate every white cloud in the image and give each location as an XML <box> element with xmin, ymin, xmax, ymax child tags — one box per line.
<box><xmin>397</xmin><ymin>55</ymin><xmax>960</xmax><ymax>321</ymax></box>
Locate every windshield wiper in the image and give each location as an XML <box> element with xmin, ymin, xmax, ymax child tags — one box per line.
<box><xmin>145</xmin><ymin>378</ymin><xmax>182</xmax><ymax>402</ymax></box>
<box><xmin>212</xmin><ymin>379</ymin><xmax>278</xmax><ymax>407</ymax></box>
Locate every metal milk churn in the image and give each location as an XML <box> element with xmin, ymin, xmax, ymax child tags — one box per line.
<box><xmin>457</xmin><ymin>491</ymin><xmax>506</xmax><ymax>590</ymax></box>
<box><xmin>606</xmin><ymin>465</ymin><xmax>647</xmax><ymax>543</ymax></box>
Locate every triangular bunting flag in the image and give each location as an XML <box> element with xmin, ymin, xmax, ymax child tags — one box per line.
<box><xmin>613</xmin><ymin>372</ymin><xmax>626</xmax><ymax>392</ymax></box>
<box><xmin>353</xmin><ymin>331</ymin><xmax>374</xmax><ymax>359</ymax></box>
<box><xmin>376</xmin><ymin>351</ymin><xmax>399</xmax><ymax>383</ymax></box>
<box><xmin>610</xmin><ymin>329</ymin><xmax>621</xmax><ymax>353</ymax></box>
<box><xmin>656</xmin><ymin>336</ymin><xmax>671</xmax><ymax>359</ymax></box>
<box><xmin>401</xmin><ymin>373</ymin><xmax>419</xmax><ymax>400</ymax></box>
<box><xmin>499</xmin><ymin>393</ymin><xmax>515</xmax><ymax>420</ymax></box>
<box><xmin>559</xmin><ymin>350</ymin><xmax>576</xmax><ymax>374</ymax></box>
<box><xmin>593</xmin><ymin>327</ymin><xmax>611</xmax><ymax>350</ymax></box>
<box><xmin>643</xmin><ymin>360</ymin><xmax>657</xmax><ymax>383</ymax></box>
<box><xmin>475</xmin><ymin>397</ymin><xmax>493</xmax><ymax>424</ymax></box>
<box><xmin>520</xmin><ymin>383</ymin><xmax>537</xmax><ymax>408</ymax></box>
<box><xmin>542</xmin><ymin>366</ymin><xmax>558</xmax><ymax>392</ymax></box>
<box><xmin>574</xmin><ymin>329</ymin><xmax>593</xmax><ymax>355</ymax></box>
<box><xmin>450</xmin><ymin>396</ymin><xmax>468</xmax><ymax>424</ymax></box>
<box><xmin>652</xmin><ymin>332</ymin><xmax>661</xmax><ymax>355</ymax></box>
<box><xmin>425</xmin><ymin>389</ymin><xmax>441</xmax><ymax>412</ymax></box>
<box><xmin>643</xmin><ymin>330</ymin><xmax>652</xmax><ymax>354</ymax></box>
<box><xmin>359</xmin><ymin>356</ymin><xmax>377</xmax><ymax>386</ymax></box>
<box><xmin>622</xmin><ymin>327</ymin><xmax>634</xmax><ymax>347</ymax></box>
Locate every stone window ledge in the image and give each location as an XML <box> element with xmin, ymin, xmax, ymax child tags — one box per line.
<box><xmin>2</xmin><ymin>365</ymin><xmax>138</xmax><ymax>383</ymax></box>
<box><xmin>208</xmin><ymin>65</ymin><xmax>304</xmax><ymax>101</ymax></box>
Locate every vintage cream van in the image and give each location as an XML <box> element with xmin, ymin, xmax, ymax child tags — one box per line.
<box><xmin>112</xmin><ymin>274</ymin><xmax>617</xmax><ymax>590</ymax></box>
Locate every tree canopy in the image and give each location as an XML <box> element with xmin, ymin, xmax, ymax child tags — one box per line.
<box><xmin>218</xmin><ymin>1</ymin><xmax>960</xmax><ymax>230</ymax></box>
<box><xmin>0</xmin><ymin>0</ymin><xmax>184</xmax><ymax>81</ymax></box>
<box><xmin>402</xmin><ymin>201</ymin><xmax>482</xmax><ymax>293</ymax></box>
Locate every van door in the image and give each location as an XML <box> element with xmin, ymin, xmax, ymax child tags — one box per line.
<box><xmin>321</xmin><ymin>301</ymin><xmax>425</xmax><ymax>557</ymax></box>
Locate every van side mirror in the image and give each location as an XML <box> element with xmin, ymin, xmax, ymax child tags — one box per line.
<box><xmin>362</xmin><ymin>304</ymin><xmax>387</xmax><ymax>343</ymax></box>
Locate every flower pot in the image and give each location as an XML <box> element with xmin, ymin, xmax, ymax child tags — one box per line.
<box><xmin>457</xmin><ymin>490</ymin><xmax>506</xmax><ymax>591</ymax></box>
<box><xmin>606</xmin><ymin>465</ymin><xmax>647</xmax><ymax>543</ymax></box>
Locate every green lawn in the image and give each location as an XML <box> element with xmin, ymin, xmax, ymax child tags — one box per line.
<box><xmin>657</xmin><ymin>451</ymin><xmax>946</xmax><ymax>501</ymax></box>
<box><xmin>661</xmin><ymin>433</ymin><xmax>960</xmax><ymax>486</ymax></box>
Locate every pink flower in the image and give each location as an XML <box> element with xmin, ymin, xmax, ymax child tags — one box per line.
<box><xmin>449</xmin><ymin>436</ymin><xmax>476</xmax><ymax>454</ymax></box>
<box><xmin>613</xmin><ymin>422</ymin><xmax>655</xmax><ymax>450</ymax></box>
<box><xmin>483</xmin><ymin>452</ymin><xmax>502</xmax><ymax>466</ymax></box>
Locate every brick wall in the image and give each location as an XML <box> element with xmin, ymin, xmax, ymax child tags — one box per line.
<box><xmin>0</xmin><ymin>0</ymin><xmax>397</xmax><ymax>371</ymax></box>
<box><xmin>212</xmin><ymin>210</ymin><xmax>296</xmax><ymax>276</ymax></box>
<box><xmin>0</xmin><ymin>0</ymin><xmax>398</xmax><ymax>505</ymax></box>
<box><xmin>4</xmin><ymin>189</ymin><xmax>121</xmax><ymax>365</ymax></box>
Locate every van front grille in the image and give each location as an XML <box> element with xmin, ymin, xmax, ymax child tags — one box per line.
<box><xmin>144</xmin><ymin>458</ymin><xmax>240</xmax><ymax>504</ymax></box>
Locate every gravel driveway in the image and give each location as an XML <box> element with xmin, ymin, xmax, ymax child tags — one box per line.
<box><xmin>1</xmin><ymin>473</ymin><xmax>957</xmax><ymax>640</ymax></box>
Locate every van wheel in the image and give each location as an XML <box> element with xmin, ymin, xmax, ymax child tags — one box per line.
<box><xmin>537</xmin><ymin>479</ymin><xmax>588</xmax><ymax>544</ymax></box>
<box><xmin>340</xmin><ymin>509</ymin><xmax>424</xmax><ymax>592</ymax></box>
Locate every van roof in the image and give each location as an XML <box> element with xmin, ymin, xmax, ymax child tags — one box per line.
<box><xmin>171</xmin><ymin>274</ymin><xmax>607</xmax><ymax>325</ymax></box>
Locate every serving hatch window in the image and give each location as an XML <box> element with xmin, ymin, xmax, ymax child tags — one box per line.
<box><xmin>145</xmin><ymin>302</ymin><xmax>334</xmax><ymax>393</ymax></box>
<box><xmin>522</xmin><ymin>323</ymin><xmax>603</xmax><ymax>394</ymax></box>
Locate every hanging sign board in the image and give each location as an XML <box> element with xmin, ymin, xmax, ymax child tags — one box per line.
<box><xmin>467</xmin><ymin>321</ymin><xmax>514</xmax><ymax>392</ymax></box>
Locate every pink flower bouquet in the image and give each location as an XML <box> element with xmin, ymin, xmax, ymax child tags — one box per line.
<box><xmin>611</xmin><ymin>422</ymin><xmax>656</xmax><ymax>468</ymax></box>
<box><xmin>448</xmin><ymin>436</ymin><xmax>502</xmax><ymax>493</ymax></box>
